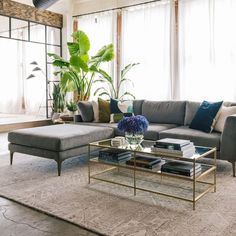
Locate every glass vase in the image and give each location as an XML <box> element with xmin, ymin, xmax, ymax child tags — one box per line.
<box><xmin>125</xmin><ymin>132</ymin><xmax>144</xmax><ymax>149</ymax></box>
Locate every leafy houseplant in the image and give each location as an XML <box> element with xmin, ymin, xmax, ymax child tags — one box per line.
<box><xmin>52</xmin><ymin>83</ymin><xmax>65</xmax><ymax>113</ymax></box>
<box><xmin>118</xmin><ymin>115</ymin><xmax>149</xmax><ymax>148</ymax></box>
<box><xmin>48</xmin><ymin>30</ymin><xmax>114</xmax><ymax>101</ymax></box>
<box><xmin>93</xmin><ymin>63</ymin><xmax>139</xmax><ymax>100</ymax></box>
<box><xmin>66</xmin><ymin>100</ymin><xmax>78</xmax><ymax>115</ymax></box>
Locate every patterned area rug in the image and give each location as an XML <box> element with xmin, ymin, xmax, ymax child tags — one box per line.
<box><xmin>0</xmin><ymin>153</ymin><xmax>236</xmax><ymax>236</ymax></box>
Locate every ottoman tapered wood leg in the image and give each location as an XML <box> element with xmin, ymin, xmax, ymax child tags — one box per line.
<box><xmin>232</xmin><ymin>161</ymin><xmax>235</xmax><ymax>177</ymax></box>
<box><xmin>57</xmin><ymin>160</ymin><xmax>62</xmax><ymax>176</ymax></box>
<box><xmin>10</xmin><ymin>152</ymin><xmax>14</xmax><ymax>165</ymax></box>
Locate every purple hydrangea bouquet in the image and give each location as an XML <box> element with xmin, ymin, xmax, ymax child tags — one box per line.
<box><xmin>118</xmin><ymin>115</ymin><xmax>149</xmax><ymax>148</ymax></box>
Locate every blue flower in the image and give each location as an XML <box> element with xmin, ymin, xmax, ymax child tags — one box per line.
<box><xmin>117</xmin><ymin>115</ymin><xmax>149</xmax><ymax>133</ymax></box>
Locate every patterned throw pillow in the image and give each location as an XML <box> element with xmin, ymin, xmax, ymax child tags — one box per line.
<box><xmin>98</xmin><ymin>98</ymin><xmax>111</xmax><ymax>123</ymax></box>
<box><xmin>110</xmin><ymin>98</ymin><xmax>133</xmax><ymax>123</ymax></box>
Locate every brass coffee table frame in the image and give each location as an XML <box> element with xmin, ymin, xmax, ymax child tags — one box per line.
<box><xmin>88</xmin><ymin>139</ymin><xmax>217</xmax><ymax>210</ymax></box>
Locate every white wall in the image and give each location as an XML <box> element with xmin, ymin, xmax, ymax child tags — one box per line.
<box><xmin>49</xmin><ymin>0</ymin><xmax>74</xmax><ymax>59</ymax></box>
<box><xmin>73</xmin><ymin>0</ymin><xmax>154</xmax><ymax>16</ymax></box>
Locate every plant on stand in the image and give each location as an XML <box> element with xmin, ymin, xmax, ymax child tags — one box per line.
<box><xmin>48</xmin><ymin>30</ymin><xmax>114</xmax><ymax>102</ymax></box>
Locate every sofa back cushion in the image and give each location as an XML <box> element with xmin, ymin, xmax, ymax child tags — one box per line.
<box><xmin>184</xmin><ymin>101</ymin><xmax>201</xmax><ymax>126</ymax></box>
<box><xmin>133</xmin><ymin>100</ymin><xmax>145</xmax><ymax>115</ymax></box>
<box><xmin>142</xmin><ymin>101</ymin><xmax>186</xmax><ymax>125</ymax></box>
<box><xmin>78</xmin><ymin>101</ymin><xmax>94</xmax><ymax>122</ymax></box>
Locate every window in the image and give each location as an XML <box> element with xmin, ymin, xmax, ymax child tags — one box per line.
<box><xmin>0</xmin><ymin>15</ymin><xmax>62</xmax><ymax>117</ymax></box>
<box><xmin>75</xmin><ymin>0</ymin><xmax>236</xmax><ymax>102</ymax></box>
<box><xmin>11</xmin><ymin>18</ymin><xmax>28</xmax><ymax>40</ymax></box>
<box><xmin>0</xmin><ymin>16</ymin><xmax>9</xmax><ymax>37</ymax></box>
<box><xmin>30</xmin><ymin>23</ymin><xmax>45</xmax><ymax>43</ymax></box>
<box><xmin>179</xmin><ymin>0</ymin><xmax>236</xmax><ymax>101</ymax></box>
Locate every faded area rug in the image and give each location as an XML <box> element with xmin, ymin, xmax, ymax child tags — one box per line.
<box><xmin>0</xmin><ymin>153</ymin><xmax>236</xmax><ymax>236</ymax></box>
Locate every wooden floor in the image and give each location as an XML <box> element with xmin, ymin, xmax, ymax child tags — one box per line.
<box><xmin>0</xmin><ymin>114</ymin><xmax>51</xmax><ymax>133</ymax></box>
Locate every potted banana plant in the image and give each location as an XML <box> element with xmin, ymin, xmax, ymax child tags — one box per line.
<box><xmin>93</xmin><ymin>63</ymin><xmax>139</xmax><ymax>100</ymax></box>
<box><xmin>48</xmin><ymin>30</ymin><xmax>114</xmax><ymax>101</ymax></box>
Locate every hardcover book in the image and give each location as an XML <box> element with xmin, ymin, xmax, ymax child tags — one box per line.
<box><xmin>161</xmin><ymin>168</ymin><xmax>201</xmax><ymax>177</ymax></box>
<box><xmin>99</xmin><ymin>149</ymin><xmax>131</xmax><ymax>158</ymax></box>
<box><xmin>156</xmin><ymin>138</ymin><xmax>191</xmax><ymax>150</ymax></box>
<box><xmin>126</xmin><ymin>155</ymin><xmax>161</xmax><ymax>169</ymax></box>
<box><xmin>161</xmin><ymin>161</ymin><xmax>201</xmax><ymax>174</ymax></box>
<box><xmin>98</xmin><ymin>156</ymin><xmax>130</xmax><ymax>164</ymax></box>
<box><xmin>151</xmin><ymin>146</ymin><xmax>195</xmax><ymax>157</ymax></box>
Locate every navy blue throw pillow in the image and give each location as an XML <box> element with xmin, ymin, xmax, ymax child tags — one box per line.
<box><xmin>189</xmin><ymin>101</ymin><xmax>223</xmax><ymax>133</ymax></box>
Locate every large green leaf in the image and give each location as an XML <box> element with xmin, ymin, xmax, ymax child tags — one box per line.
<box><xmin>70</xmin><ymin>55</ymin><xmax>88</xmax><ymax>72</ymax></box>
<box><xmin>52</xmin><ymin>60</ymin><xmax>70</xmax><ymax>68</ymax></box>
<box><xmin>48</xmin><ymin>53</ymin><xmax>64</xmax><ymax>60</ymax></box>
<box><xmin>72</xmin><ymin>31</ymin><xmax>90</xmax><ymax>55</ymax></box>
<box><xmin>67</xmin><ymin>42</ymin><xmax>80</xmax><ymax>56</ymax></box>
<box><xmin>91</xmin><ymin>44</ymin><xmax>114</xmax><ymax>63</ymax></box>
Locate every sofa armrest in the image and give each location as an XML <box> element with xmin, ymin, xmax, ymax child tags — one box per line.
<box><xmin>221</xmin><ymin>114</ymin><xmax>236</xmax><ymax>161</ymax></box>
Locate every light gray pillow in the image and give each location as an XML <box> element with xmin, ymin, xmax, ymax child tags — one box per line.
<box><xmin>78</xmin><ymin>101</ymin><xmax>94</xmax><ymax>122</ymax></box>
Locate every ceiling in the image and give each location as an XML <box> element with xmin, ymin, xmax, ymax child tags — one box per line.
<box><xmin>13</xmin><ymin>0</ymin><xmax>78</xmax><ymax>13</ymax></box>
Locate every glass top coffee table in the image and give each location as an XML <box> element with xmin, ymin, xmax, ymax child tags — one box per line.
<box><xmin>88</xmin><ymin>139</ymin><xmax>217</xmax><ymax>210</ymax></box>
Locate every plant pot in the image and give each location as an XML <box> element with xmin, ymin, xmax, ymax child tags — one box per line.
<box><xmin>74</xmin><ymin>114</ymin><xmax>82</xmax><ymax>122</ymax></box>
<box><xmin>51</xmin><ymin>112</ymin><xmax>60</xmax><ymax>121</ymax></box>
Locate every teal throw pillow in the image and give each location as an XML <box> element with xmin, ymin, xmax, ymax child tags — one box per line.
<box><xmin>189</xmin><ymin>100</ymin><xmax>223</xmax><ymax>133</ymax></box>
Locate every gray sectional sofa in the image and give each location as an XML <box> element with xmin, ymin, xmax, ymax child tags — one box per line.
<box><xmin>8</xmin><ymin>100</ymin><xmax>236</xmax><ymax>176</ymax></box>
<box><xmin>78</xmin><ymin>100</ymin><xmax>236</xmax><ymax>177</ymax></box>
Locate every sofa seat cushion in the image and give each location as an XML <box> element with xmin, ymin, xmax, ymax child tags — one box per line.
<box><xmin>8</xmin><ymin>124</ymin><xmax>114</xmax><ymax>152</ymax></box>
<box><xmin>159</xmin><ymin>126</ymin><xmax>221</xmax><ymax>150</ymax></box>
<box><xmin>144</xmin><ymin>124</ymin><xmax>178</xmax><ymax>140</ymax></box>
<box><xmin>113</xmin><ymin>123</ymin><xmax>177</xmax><ymax>140</ymax></box>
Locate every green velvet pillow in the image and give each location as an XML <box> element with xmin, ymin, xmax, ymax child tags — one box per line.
<box><xmin>98</xmin><ymin>98</ymin><xmax>110</xmax><ymax>122</ymax></box>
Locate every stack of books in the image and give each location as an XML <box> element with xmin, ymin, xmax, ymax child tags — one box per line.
<box><xmin>126</xmin><ymin>155</ymin><xmax>161</xmax><ymax>169</ymax></box>
<box><xmin>151</xmin><ymin>138</ymin><xmax>196</xmax><ymax>157</ymax></box>
<box><xmin>98</xmin><ymin>149</ymin><xmax>131</xmax><ymax>163</ymax></box>
<box><xmin>161</xmin><ymin>161</ymin><xmax>202</xmax><ymax>177</ymax></box>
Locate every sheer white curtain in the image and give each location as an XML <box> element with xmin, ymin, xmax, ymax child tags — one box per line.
<box><xmin>25</xmin><ymin>43</ymin><xmax>46</xmax><ymax>115</ymax></box>
<box><xmin>0</xmin><ymin>38</ymin><xmax>23</xmax><ymax>113</ymax></box>
<box><xmin>77</xmin><ymin>11</ymin><xmax>116</xmax><ymax>100</ymax></box>
<box><xmin>179</xmin><ymin>0</ymin><xmax>236</xmax><ymax>101</ymax></box>
<box><xmin>121</xmin><ymin>1</ymin><xmax>171</xmax><ymax>100</ymax></box>
<box><xmin>0</xmin><ymin>38</ymin><xmax>46</xmax><ymax>115</ymax></box>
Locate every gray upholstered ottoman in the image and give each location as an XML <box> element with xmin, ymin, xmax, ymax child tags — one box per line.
<box><xmin>8</xmin><ymin>124</ymin><xmax>114</xmax><ymax>176</ymax></box>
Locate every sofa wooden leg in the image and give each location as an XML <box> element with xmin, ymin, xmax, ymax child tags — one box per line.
<box><xmin>10</xmin><ymin>152</ymin><xmax>14</xmax><ymax>165</ymax></box>
<box><xmin>57</xmin><ymin>161</ymin><xmax>62</xmax><ymax>176</ymax></box>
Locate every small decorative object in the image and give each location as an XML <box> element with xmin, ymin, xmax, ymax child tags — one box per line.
<box><xmin>111</xmin><ymin>136</ymin><xmax>126</xmax><ymax>147</ymax></box>
<box><xmin>118</xmin><ymin>115</ymin><xmax>149</xmax><ymax>149</ymax></box>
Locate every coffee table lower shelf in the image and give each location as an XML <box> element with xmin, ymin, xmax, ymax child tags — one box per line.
<box><xmin>88</xmin><ymin>157</ymin><xmax>216</xmax><ymax>210</ymax></box>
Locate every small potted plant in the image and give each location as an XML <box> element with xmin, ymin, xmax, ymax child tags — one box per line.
<box><xmin>66</xmin><ymin>100</ymin><xmax>78</xmax><ymax>116</ymax></box>
<box><xmin>118</xmin><ymin>115</ymin><xmax>149</xmax><ymax>148</ymax></box>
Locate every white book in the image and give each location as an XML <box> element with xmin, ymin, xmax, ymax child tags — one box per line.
<box><xmin>151</xmin><ymin>146</ymin><xmax>195</xmax><ymax>157</ymax></box>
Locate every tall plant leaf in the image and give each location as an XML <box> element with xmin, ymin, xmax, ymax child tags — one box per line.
<box><xmin>121</xmin><ymin>63</ymin><xmax>140</xmax><ymax>79</ymax></box>
<box><xmin>70</xmin><ymin>55</ymin><xmax>88</xmax><ymax>72</ymax></box>
<box><xmin>72</xmin><ymin>31</ymin><xmax>90</xmax><ymax>55</ymax></box>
